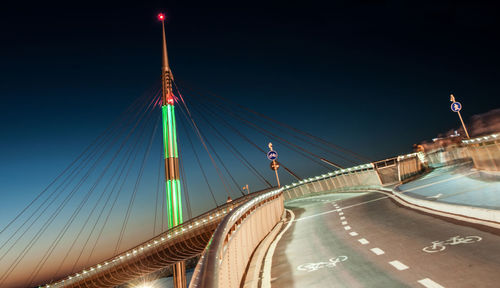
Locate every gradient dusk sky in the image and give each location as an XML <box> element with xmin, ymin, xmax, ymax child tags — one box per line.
<box><xmin>1</xmin><ymin>1</ymin><xmax>499</xmax><ymax>286</ymax></box>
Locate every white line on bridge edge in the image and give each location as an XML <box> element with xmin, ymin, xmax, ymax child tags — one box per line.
<box><xmin>389</xmin><ymin>260</ymin><xmax>409</xmax><ymax>271</ymax></box>
<box><xmin>418</xmin><ymin>278</ymin><xmax>445</xmax><ymax>288</ymax></box>
<box><xmin>261</xmin><ymin>209</ymin><xmax>295</xmax><ymax>288</ymax></box>
<box><xmin>399</xmin><ymin>170</ymin><xmax>477</xmax><ymax>193</ymax></box>
<box><xmin>349</xmin><ymin>232</ymin><xmax>358</xmax><ymax>236</ymax></box>
<box><xmin>358</xmin><ymin>238</ymin><xmax>369</xmax><ymax>245</ymax></box>
<box><xmin>370</xmin><ymin>248</ymin><xmax>385</xmax><ymax>255</ymax></box>
<box><xmin>293</xmin><ymin>196</ymin><xmax>388</xmax><ymax>222</ymax></box>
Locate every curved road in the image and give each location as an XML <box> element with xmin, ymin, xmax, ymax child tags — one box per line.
<box><xmin>270</xmin><ymin>192</ymin><xmax>500</xmax><ymax>287</ymax></box>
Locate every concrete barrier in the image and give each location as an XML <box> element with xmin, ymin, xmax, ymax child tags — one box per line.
<box><xmin>282</xmin><ymin>164</ymin><xmax>381</xmax><ymax>201</ymax></box>
<box><xmin>189</xmin><ymin>189</ymin><xmax>284</xmax><ymax>288</ymax></box>
<box><xmin>463</xmin><ymin>133</ymin><xmax>500</xmax><ymax>172</ymax></box>
<box><xmin>282</xmin><ymin>153</ymin><xmax>426</xmax><ymax>201</ymax></box>
<box><xmin>391</xmin><ymin>190</ymin><xmax>500</xmax><ymax>229</ymax></box>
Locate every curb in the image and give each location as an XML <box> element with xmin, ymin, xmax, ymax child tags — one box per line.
<box><xmin>381</xmin><ymin>188</ymin><xmax>500</xmax><ymax>230</ymax></box>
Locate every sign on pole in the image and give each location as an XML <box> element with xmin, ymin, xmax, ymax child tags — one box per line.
<box><xmin>270</xmin><ymin>160</ymin><xmax>280</xmax><ymax>171</ymax></box>
<box><xmin>451</xmin><ymin>102</ymin><xmax>462</xmax><ymax>112</ymax></box>
<box><xmin>267</xmin><ymin>150</ymin><xmax>278</xmax><ymax>161</ymax></box>
<box><xmin>449</xmin><ymin>94</ymin><xmax>470</xmax><ymax>139</ymax></box>
<box><xmin>267</xmin><ymin>142</ymin><xmax>281</xmax><ymax>187</ymax></box>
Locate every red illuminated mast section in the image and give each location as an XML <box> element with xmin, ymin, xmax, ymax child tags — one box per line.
<box><xmin>159</xmin><ymin>13</ymin><xmax>175</xmax><ymax>105</ymax></box>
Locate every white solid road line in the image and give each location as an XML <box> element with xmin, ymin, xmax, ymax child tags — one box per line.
<box><xmin>349</xmin><ymin>232</ymin><xmax>358</xmax><ymax>236</ymax></box>
<box><xmin>294</xmin><ymin>196</ymin><xmax>388</xmax><ymax>222</ymax></box>
<box><xmin>400</xmin><ymin>170</ymin><xmax>477</xmax><ymax>193</ymax></box>
<box><xmin>261</xmin><ymin>209</ymin><xmax>295</xmax><ymax>288</ymax></box>
<box><xmin>344</xmin><ymin>226</ymin><xmax>351</xmax><ymax>230</ymax></box>
<box><xmin>418</xmin><ymin>278</ymin><xmax>445</xmax><ymax>288</ymax></box>
<box><xmin>358</xmin><ymin>238</ymin><xmax>369</xmax><ymax>245</ymax></box>
<box><xmin>370</xmin><ymin>248</ymin><xmax>385</xmax><ymax>255</ymax></box>
<box><xmin>389</xmin><ymin>260</ymin><xmax>409</xmax><ymax>271</ymax></box>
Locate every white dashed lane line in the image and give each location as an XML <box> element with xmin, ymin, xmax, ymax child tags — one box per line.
<box><xmin>418</xmin><ymin>278</ymin><xmax>445</xmax><ymax>288</ymax></box>
<box><xmin>358</xmin><ymin>238</ymin><xmax>369</xmax><ymax>245</ymax></box>
<box><xmin>331</xmin><ymin>200</ymin><xmax>441</xmax><ymax>288</ymax></box>
<box><xmin>389</xmin><ymin>260</ymin><xmax>409</xmax><ymax>271</ymax></box>
<box><xmin>370</xmin><ymin>248</ymin><xmax>385</xmax><ymax>255</ymax></box>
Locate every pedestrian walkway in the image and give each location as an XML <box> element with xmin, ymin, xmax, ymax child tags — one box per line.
<box><xmin>395</xmin><ymin>163</ymin><xmax>500</xmax><ymax>210</ymax></box>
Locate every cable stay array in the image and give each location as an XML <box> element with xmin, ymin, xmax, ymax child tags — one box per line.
<box><xmin>0</xmin><ymin>78</ymin><xmax>369</xmax><ymax>287</ymax></box>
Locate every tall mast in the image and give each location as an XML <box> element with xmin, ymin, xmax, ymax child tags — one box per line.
<box><xmin>158</xmin><ymin>12</ymin><xmax>182</xmax><ymax>228</ymax></box>
<box><xmin>158</xmin><ymin>13</ymin><xmax>186</xmax><ymax>288</ymax></box>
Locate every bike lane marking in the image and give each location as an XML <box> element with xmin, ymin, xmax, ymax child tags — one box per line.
<box><xmin>418</xmin><ymin>278</ymin><xmax>445</xmax><ymax>288</ymax></box>
<box><xmin>370</xmin><ymin>248</ymin><xmax>385</xmax><ymax>255</ymax></box>
<box><xmin>330</xmin><ymin>195</ymin><xmax>446</xmax><ymax>288</ymax></box>
<box><xmin>389</xmin><ymin>260</ymin><xmax>409</xmax><ymax>271</ymax></box>
<box><xmin>296</xmin><ymin>256</ymin><xmax>349</xmax><ymax>273</ymax></box>
<box><xmin>422</xmin><ymin>235</ymin><xmax>482</xmax><ymax>253</ymax></box>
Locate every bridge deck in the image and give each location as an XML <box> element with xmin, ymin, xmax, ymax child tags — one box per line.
<box><xmin>270</xmin><ymin>192</ymin><xmax>500</xmax><ymax>287</ymax></box>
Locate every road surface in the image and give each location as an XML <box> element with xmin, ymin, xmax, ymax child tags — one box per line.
<box><xmin>270</xmin><ymin>192</ymin><xmax>500</xmax><ymax>288</ymax></box>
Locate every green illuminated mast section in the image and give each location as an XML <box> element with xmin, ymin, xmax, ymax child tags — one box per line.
<box><xmin>160</xmin><ymin>14</ymin><xmax>182</xmax><ymax>228</ymax></box>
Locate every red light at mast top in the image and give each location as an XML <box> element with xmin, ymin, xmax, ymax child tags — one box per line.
<box><xmin>158</xmin><ymin>13</ymin><xmax>165</xmax><ymax>21</ymax></box>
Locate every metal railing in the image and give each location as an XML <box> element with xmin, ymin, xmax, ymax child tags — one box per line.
<box><xmin>189</xmin><ymin>188</ymin><xmax>284</xmax><ymax>288</ymax></box>
<box><xmin>47</xmin><ymin>150</ymin><xmax>428</xmax><ymax>287</ymax></box>
<box><xmin>282</xmin><ymin>164</ymin><xmax>381</xmax><ymax>200</ymax></box>
<box><xmin>44</xmin><ymin>188</ymin><xmax>276</xmax><ymax>288</ymax></box>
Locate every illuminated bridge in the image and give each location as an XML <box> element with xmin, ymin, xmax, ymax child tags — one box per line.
<box><xmin>1</xmin><ymin>14</ymin><xmax>500</xmax><ymax>288</ymax></box>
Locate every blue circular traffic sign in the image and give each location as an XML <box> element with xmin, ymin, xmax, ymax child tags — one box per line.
<box><xmin>267</xmin><ymin>150</ymin><xmax>278</xmax><ymax>161</ymax></box>
<box><xmin>451</xmin><ymin>102</ymin><xmax>462</xmax><ymax>112</ymax></box>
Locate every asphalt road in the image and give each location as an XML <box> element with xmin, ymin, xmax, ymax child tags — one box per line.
<box><xmin>270</xmin><ymin>192</ymin><xmax>500</xmax><ymax>288</ymax></box>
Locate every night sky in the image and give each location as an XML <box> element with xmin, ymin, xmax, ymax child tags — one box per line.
<box><xmin>1</xmin><ymin>0</ymin><xmax>500</xmax><ymax>285</ymax></box>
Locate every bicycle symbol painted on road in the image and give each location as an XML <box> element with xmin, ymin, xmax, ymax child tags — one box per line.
<box><xmin>297</xmin><ymin>256</ymin><xmax>348</xmax><ymax>272</ymax></box>
<box><xmin>422</xmin><ymin>235</ymin><xmax>482</xmax><ymax>253</ymax></box>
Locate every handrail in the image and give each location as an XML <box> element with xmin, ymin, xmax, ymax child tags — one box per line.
<box><xmin>189</xmin><ymin>188</ymin><xmax>284</xmax><ymax>288</ymax></box>
<box><xmin>47</xmin><ymin>152</ymin><xmax>427</xmax><ymax>287</ymax></box>
<box><xmin>44</xmin><ymin>187</ymin><xmax>276</xmax><ymax>288</ymax></box>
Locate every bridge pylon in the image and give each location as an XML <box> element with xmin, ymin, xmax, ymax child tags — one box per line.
<box><xmin>159</xmin><ymin>13</ymin><xmax>187</xmax><ymax>288</ymax></box>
